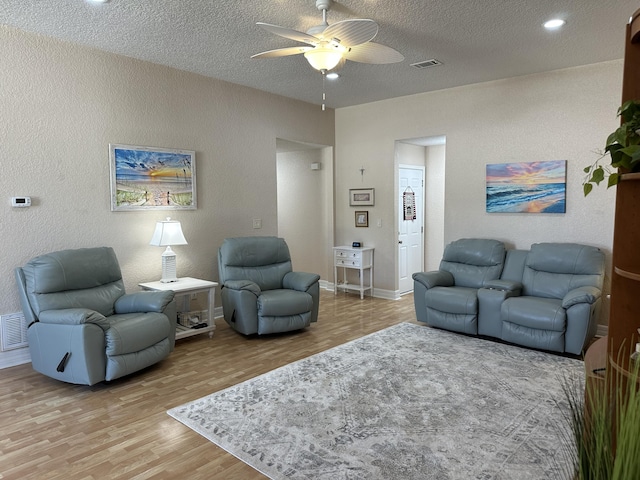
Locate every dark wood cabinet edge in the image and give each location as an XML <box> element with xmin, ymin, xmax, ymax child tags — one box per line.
<box><xmin>620</xmin><ymin>172</ymin><xmax>640</xmax><ymax>181</ymax></box>
<box><xmin>614</xmin><ymin>266</ymin><xmax>640</xmax><ymax>281</ymax></box>
<box><xmin>631</xmin><ymin>7</ymin><xmax>640</xmax><ymax>43</ymax></box>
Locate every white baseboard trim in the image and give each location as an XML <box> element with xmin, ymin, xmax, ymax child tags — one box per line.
<box><xmin>596</xmin><ymin>324</ymin><xmax>608</xmax><ymax>338</ymax></box>
<box><xmin>373</xmin><ymin>288</ymin><xmax>401</xmax><ymax>300</ymax></box>
<box><xmin>0</xmin><ymin>347</ymin><xmax>31</xmax><ymax>369</ymax></box>
<box><xmin>325</xmin><ymin>280</ymin><xmax>400</xmax><ymax>301</ymax></box>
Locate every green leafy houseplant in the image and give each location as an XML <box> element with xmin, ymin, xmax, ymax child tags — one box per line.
<box><xmin>583</xmin><ymin>100</ymin><xmax>640</xmax><ymax>196</ymax></box>
<box><xmin>560</xmin><ymin>347</ymin><xmax>640</xmax><ymax>480</ymax></box>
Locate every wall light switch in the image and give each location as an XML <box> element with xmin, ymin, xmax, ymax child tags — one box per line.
<box><xmin>377</xmin><ymin>218</ymin><xmax>382</xmax><ymax>227</ymax></box>
<box><xmin>253</xmin><ymin>218</ymin><xmax>262</xmax><ymax>229</ymax></box>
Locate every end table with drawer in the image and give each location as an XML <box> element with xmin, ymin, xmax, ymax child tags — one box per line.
<box><xmin>139</xmin><ymin>277</ymin><xmax>217</xmax><ymax>340</ymax></box>
<box><xmin>333</xmin><ymin>246</ymin><xmax>374</xmax><ymax>299</ymax></box>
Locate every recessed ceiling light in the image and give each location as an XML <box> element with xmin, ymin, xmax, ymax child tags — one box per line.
<box><xmin>543</xmin><ymin>19</ymin><xmax>566</xmax><ymax>30</ymax></box>
<box><xmin>326</xmin><ymin>73</ymin><xmax>340</xmax><ymax>80</ymax></box>
<box><xmin>86</xmin><ymin>0</ymin><xmax>110</xmax><ymax>3</ymax></box>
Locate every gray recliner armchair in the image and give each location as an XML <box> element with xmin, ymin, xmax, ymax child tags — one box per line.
<box><xmin>412</xmin><ymin>238</ymin><xmax>506</xmax><ymax>334</ymax></box>
<box><xmin>15</xmin><ymin>247</ymin><xmax>177</xmax><ymax>385</ymax></box>
<box><xmin>218</xmin><ymin>236</ymin><xmax>320</xmax><ymax>335</ymax></box>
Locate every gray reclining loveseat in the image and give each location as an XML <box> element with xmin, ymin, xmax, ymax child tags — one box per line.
<box><xmin>413</xmin><ymin>239</ymin><xmax>605</xmax><ymax>355</ymax></box>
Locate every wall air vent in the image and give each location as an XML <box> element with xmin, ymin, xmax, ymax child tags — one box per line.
<box><xmin>1</xmin><ymin>313</ymin><xmax>28</xmax><ymax>351</ymax></box>
<box><xmin>410</xmin><ymin>59</ymin><xmax>443</xmax><ymax>69</ymax></box>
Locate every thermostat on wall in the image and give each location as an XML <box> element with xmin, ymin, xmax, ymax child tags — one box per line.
<box><xmin>11</xmin><ymin>196</ymin><xmax>31</xmax><ymax>207</ymax></box>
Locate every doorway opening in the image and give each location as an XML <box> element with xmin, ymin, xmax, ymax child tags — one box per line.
<box><xmin>395</xmin><ymin>136</ymin><xmax>446</xmax><ymax>295</ymax></box>
<box><xmin>276</xmin><ymin>138</ymin><xmax>334</xmax><ymax>286</ymax></box>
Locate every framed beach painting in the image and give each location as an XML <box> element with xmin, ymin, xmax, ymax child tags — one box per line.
<box><xmin>486</xmin><ymin>160</ymin><xmax>566</xmax><ymax>213</ymax></box>
<box><xmin>110</xmin><ymin>144</ymin><xmax>196</xmax><ymax>211</ymax></box>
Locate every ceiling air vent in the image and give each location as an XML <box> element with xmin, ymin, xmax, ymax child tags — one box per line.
<box><xmin>410</xmin><ymin>59</ymin><xmax>443</xmax><ymax>69</ymax></box>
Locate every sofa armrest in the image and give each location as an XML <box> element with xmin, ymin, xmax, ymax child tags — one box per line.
<box><xmin>562</xmin><ymin>286</ymin><xmax>601</xmax><ymax>309</ymax></box>
<box><xmin>283</xmin><ymin>271</ymin><xmax>320</xmax><ymax>292</ymax></box>
<box><xmin>412</xmin><ymin>271</ymin><xmax>454</xmax><ymax>290</ymax></box>
<box><xmin>115</xmin><ymin>291</ymin><xmax>175</xmax><ymax>314</ymax></box>
<box><xmin>224</xmin><ymin>280</ymin><xmax>261</xmax><ymax>297</ymax></box>
<box><xmin>38</xmin><ymin>308</ymin><xmax>111</xmax><ymax>331</ymax></box>
<box><xmin>483</xmin><ymin>279</ymin><xmax>522</xmax><ymax>293</ymax></box>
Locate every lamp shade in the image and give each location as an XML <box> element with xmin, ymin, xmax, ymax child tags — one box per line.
<box><xmin>149</xmin><ymin>217</ymin><xmax>187</xmax><ymax>246</ymax></box>
<box><xmin>304</xmin><ymin>46</ymin><xmax>343</xmax><ymax>71</ymax></box>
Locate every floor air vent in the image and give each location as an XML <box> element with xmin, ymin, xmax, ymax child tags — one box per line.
<box><xmin>1</xmin><ymin>313</ymin><xmax>28</xmax><ymax>351</ymax></box>
<box><xmin>410</xmin><ymin>59</ymin><xmax>443</xmax><ymax>69</ymax></box>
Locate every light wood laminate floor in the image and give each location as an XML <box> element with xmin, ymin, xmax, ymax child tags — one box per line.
<box><xmin>0</xmin><ymin>290</ymin><xmax>418</xmax><ymax>479</ymax></box>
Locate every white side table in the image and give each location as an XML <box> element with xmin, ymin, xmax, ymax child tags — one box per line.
<box><xmin>333</xmin><ymin>246</ymin><xmax>374</xmax><ymax>299</ymax></box>
<box><xmin>139</xmin><ymin>277</ymin><xmax>217</xmax><ymax>340</ymax></box>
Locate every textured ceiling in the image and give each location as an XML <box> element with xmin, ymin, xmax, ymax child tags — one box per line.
<box><xmin>1</xmin><ymin>1</ymin><xmax>637</xmax><ymax>108</ymax></box>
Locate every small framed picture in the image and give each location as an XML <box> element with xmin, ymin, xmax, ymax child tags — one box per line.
<box><xmin>355</xmin><ymin>211</ymin><xmax>369</xmax><ymax>227</ymax></box>
<box><xmin>349</xmin><ymin>188</ymin><xmax>375</xmax><ymax>206</ymax></box>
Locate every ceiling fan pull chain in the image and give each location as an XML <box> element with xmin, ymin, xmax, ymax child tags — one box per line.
<box><xmin>322</xmin><ymin>70</ymin><xmax>326</xmax><ymax>111</ymax></box>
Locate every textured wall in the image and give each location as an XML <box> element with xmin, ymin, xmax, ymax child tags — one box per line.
<box><xmin>277</xmin><ymin>147</ymin><xmax>334</xmax><ymax>279</ymax></box>
<box><xmin>336</xmin><ymin>61</ymin><xmax>622</xmax><ymax>313</ymax></box>
<box><xmin>425</xmin><ymin>145</ymin><xmax>446</xmax><ymax>272</ymax></box>
<box><xmin>0</xmin><ymin>26</ymin><xmax>334</xmax><ymax>343</ymax></box>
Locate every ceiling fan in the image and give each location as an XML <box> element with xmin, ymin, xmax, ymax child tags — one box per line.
<box><xmin>251</xmin><ymin>0</ymin><xmax>404</xmax><ymax>73</ymax></box>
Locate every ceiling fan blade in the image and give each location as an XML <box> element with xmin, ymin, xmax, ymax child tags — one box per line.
<box><xmin>343</xmin><ymin>42</ymin><xmax>404</xmax><ymax>64</ymax></box>
<box><xmin>321</xmin><ymin>19</ymin><xmax>378</xmax><ymax>47</ymax></box>
<box><xmin>251</xmin><ymin>46</ymin><xmax>313</xmax><ymax>59</ymax></box>
<box><xmin>256</xmin><ymin>22</ymin><xmax>319</xmax><ymax>46</ymax></box>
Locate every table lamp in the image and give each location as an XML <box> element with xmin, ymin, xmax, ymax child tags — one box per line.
<box><xmin>149</xmin><ymin>217</ymin><xmax>187</xmax><ymax>283</ymax></box>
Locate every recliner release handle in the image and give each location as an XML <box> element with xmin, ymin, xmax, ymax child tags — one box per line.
<box><xmin>56</xmin><ymin>352</ymin><xmax>71</xmax><ymax>372</ymax></box>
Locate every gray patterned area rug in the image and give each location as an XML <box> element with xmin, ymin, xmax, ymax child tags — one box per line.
<box><xmin>167</xmin><ymin>323</ymin><xmax>582</xmax><ymax>479</ymax></box>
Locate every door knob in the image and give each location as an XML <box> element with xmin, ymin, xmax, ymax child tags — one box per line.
<box><xmin>398</xmin><ymin>240</ymin><xmax>403</xmax><ymax>244</ymax></box>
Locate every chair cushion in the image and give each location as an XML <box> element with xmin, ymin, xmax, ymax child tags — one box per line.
<box><xmin>258</xmin><ymin>313</ymin><xmax>312</xmax><ymax>335</ymax></box>
<box><xmin>218</xmin><ymin>237</ymin><xmax>292</xmax><ymax>291</ymax></box>
<box><xmin>258</xmin><ymin>289</ymin><xmax>313</xmax><ymax>317</ymax></box>
<box><xmin>105</xmin><ymin>313</ymin><xmax>171</xmax><ymax>356</ymax></box>
<box><xmin>425</xmin><ymin>286</ymin><xmax>478</xmax><ymax>314</ymax></box>
<box><xmin>23</xmin><ymin>247</ymin><xmax>123</xmax><ymax>293</ymax></box>
<box><xmin>439</xmin><ymin>239</ymin><xmax>505</xmax><ymax>288</ymax></box>
<box><xmin>21</xmin><ymin>247</ymin><xmax>125</xmax><ymax>317</ymax></box>
<box><xmin>522</xmin><ymin>243</ymin><xmax>605</xmax><ymax>298</ymax></box>
<box><xmin>501</xmin><ymin>296</ymin><xmax>566</xmax><ymax>332</ymax></box>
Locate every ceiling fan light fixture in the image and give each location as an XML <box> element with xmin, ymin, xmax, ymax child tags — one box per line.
<box><xmin>543</xmin><ymin>18</ymin><xmax>566</xmax><ymax>30</ymax></box>
<box><xmin>304</xmin><ymin>47</ymin><xmax>343</xmax><ymax>71</ymax></box>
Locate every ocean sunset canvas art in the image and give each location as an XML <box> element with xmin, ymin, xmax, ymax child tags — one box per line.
<box><xmin>110</xmin><ymin>144</ymin><xmax>196</xmax><ymax>211</ymax></box>
<box><xmin>486</xmin><ymin>160</ymin><xmax>566</xmax><ymax>213</ymax></box>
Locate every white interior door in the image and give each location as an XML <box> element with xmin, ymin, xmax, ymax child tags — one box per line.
<box><xmin>398</xmin><ymin>166</ymin><xmax>424</xmax><ymax>294</ymax></box>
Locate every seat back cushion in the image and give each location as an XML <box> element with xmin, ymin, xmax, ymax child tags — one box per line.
<box><xmin>439</xmin><ymin>238</ymin><xmax>506</xmax><ymax>288</ymax></box>
<box><xmin>21</xmin><ymin>247</ymin><xmax>125</xmax><ymax>317</ymax></box>
<box><xmin>522</xmin><ymin>243</ymin><xmax>605</xmax><ymax>299</ymax></box>
<box><xmin>218</xmin><ymin>236</ymin><xmax>293</xmax><ymax>291</ymax></box>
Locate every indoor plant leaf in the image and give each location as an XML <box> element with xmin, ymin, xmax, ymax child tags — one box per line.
<box><xmin>583</xmin><ymin>100</ymin><xmax>640</xmax><ymax>196</ymax></box>
<box><xmin>590</xmin><ymin>167</ymin><xmax>605</xmax><ymax>185</ymax></box>
<box><xmin>583</xmin><ymin>183</ymin><xmax>593</xmax><ymax>196</ymax></box>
